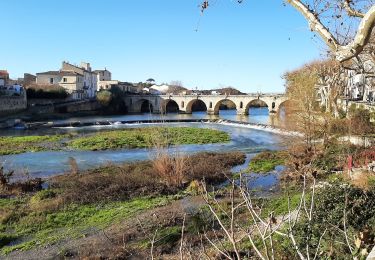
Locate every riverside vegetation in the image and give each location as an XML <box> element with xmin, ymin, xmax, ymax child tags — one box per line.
<box><xmin>1</xmin><ymin>126</ymin><xmax>375</xmax><ymax>258</ymax></box>
<box><xmin>0</xmin><ymin>127</ymin><xmax>230</xmax><ymax>155</ymax></box>
<box><xmin>0</xmin><ymin>152</ymin><xmax>246</xmax><ymax>257</ymax></box>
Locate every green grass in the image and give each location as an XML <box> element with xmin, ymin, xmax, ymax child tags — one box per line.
<box><xmin>69</xmin><ymin>127</ymin><xmax>230</xmax><ymax>151</ymax></box>
<box><xmin>260</xmin><ymin>191</ymin><xmax>304</xmax><ymax>217</ymax></box>
<box><xmin>0</xmin><ymin>135</ymin><xmax>66</xmax><ymax>155</ymax></box>
<box><xmin>0</xmin><ymin>195</ymin><xmax>173</xmax><ymax>255</ymax></box>
<box><xmin>0</xmin><ymin>127</ymin><xmax>230</xmax><ymax>155</ymax></box>
<box><xmin>249</xmin><ymin>150</ymin><xmax>287</xmax><ymax>173</ymax></box>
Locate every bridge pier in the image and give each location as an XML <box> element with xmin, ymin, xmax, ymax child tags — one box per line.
<box><xmin>207</xmin><ymin>109</ymin><xmax>218</xmax><ymax>115</ymax></box>
<box><xmin>236</xmin><ymin>108</ymin><xmax>249</xmax><ymax>116</ymax></box>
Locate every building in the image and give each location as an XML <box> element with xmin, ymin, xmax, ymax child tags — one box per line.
<box><xmin>118</xmin><ymin>82</ymin><xmax>138</xmax><ymax>93</ymax></box>
<box><xmin>36</xmin><ymin>71</ymin><xmax>85</xmax><ymax>99</ymax></box>
<box><xmin>95</xmin><ymin>69</ymin><xmax>115</xmax><ymax>91</ymax></box>
<box><xmin>36</xmin><ymin>61</ymin><xmax>98</xmax><ymax>100</ymax></box>
<box><xmin>23</xmin><ymin>73</ymin><xmax>37</xmax><ymax>87</ymax></box>
<box><xmin>95</xmin><ymin>69</ymin><xmax>112</xmax><ymax>82</ymax></box>
<box><xmin>62</xmin><ymin>62</ymin><xmax>97</xmax><ymax>98</ymax></box>
<box><xmin>97</xmin><ymin>80</ymin><xmax>138</xmax><ymax>93</ymax></box>
<box><xmin>0</xmin><ymin>70</ymin><xmax>9</xmax><ymax>88</ymax></box>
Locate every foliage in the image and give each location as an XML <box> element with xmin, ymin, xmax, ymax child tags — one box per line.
<box><xmin>96</xmin><ymin>90</ymin><xmax>112</xmax><ymax>106</ymax></box>
<box><xmin>97</xmin><ymin>86</ymin><xmax>127</xmax><ymax>114</ymax></box>
<box><xmin>293</xmin><ymin>183</ymin><xmax>375</xmax><ymax>258</ymax></box>
<box><xmin>26</xmin><ymin>87</ymin><xmax>68</xmax><ymax>99</ymax></box>
<box><xmin>350</xmin><ymin>107</ymin><xmax>375</xmax><ymax>135</ymax></box>
<box><xmin>249</xmin><ymin>150</ymin><xmax>287</xmax><ymax>173</ymax></box>
<box><xmin>313</xmin><ymin>141</ymin><xmax>360</xmax><ymax>172</ymax></box>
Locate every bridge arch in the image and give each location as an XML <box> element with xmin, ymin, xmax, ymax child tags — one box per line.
<box><xmin>134</xmin><ymin>98</ymin><xmax>154</xmax><ymax>113</ymax></box>
<box><xmin>185</xmin><ymin>99</ymin><xmax>208</xmax><ymax>113</ymax></box>
<box><xmin>244</xmin><ymin>99</ymin><xmax>270</xmax><ymax>116</ymax></box>
<box><xmin>212</xmin><ymin>99</ymin><xmax>237</xmax><ymax>115</ymax></box>
<box><xmin>161</xmin><ymin>99</ymin><xmax>180</xmax><ymax>113</ymax></box>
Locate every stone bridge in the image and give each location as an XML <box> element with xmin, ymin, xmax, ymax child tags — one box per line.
<box><xmin>124</xmin><ymin>93</ymin><xmax>289</xmax><ymax>115</ymax></box>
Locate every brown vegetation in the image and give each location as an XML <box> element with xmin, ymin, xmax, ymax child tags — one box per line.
<box><xmin>50</xmin><ymin>152</ymin><xmax>246</xmax><ymax>205</ymax></box>
<box><xmin>0</xmin><ymin>167</ymin><xmax>42</xmax><ymax>197</ymax></box>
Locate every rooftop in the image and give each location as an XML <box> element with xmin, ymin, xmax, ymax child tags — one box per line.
<box><xmin>36</xmin><ymin>71</ymin><xmax>83</xmax><ymax>77</ymax></box>
<box><xmin>0</xmin><ymin>70</ymin><xmax>9</xmax><ymax>77</ymax></box>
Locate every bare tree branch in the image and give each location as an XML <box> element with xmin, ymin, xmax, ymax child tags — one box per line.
<box><xmin>344</xmin><ymin>0</ymin><xmax>365</xmax><ymax>18</ymax></box>
<box><xmin>287</xmin><ymin>0</ymin><xmax>375</xmax><ymax>62</ymax></box>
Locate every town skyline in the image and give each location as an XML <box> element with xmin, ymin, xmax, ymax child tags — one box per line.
<box><xmin>1</xmin><ymin>0</ymin><xmax>323</xmax><ymax>92</ymax></box>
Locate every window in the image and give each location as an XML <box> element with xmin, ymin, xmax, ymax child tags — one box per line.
<box><xmin>209</xmin><ymin>102</ymin><xmax>213</xmax><ymax>108</ymax></box>
<box><xmin>240</xmin><ymin>101</ymin><xmax>243</xmax><ymax>109</ymax></box>
<box><xmin>181</xmin><ymin>101</ymin><xmax>184</xmax><ymax>108</ymax></box>
<box><xmin>63</xmin><ymin>78</ymin><xmax>67</xmax><ymax>83</ymax></box>
<box><xmin>50</xmin><ymin>78</ymin><xmax>53</xmax><ymax>84</ymax></box>
<box><xmin>272</xmin><ymin>102</ymin><xmax>276</xmax><ymax>109</ymax></box>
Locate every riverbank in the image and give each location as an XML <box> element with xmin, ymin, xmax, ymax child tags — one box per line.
<box><xmin>0</xmin><ymin>152</ymin><xmax>246</xmax><ymax>257</ymax></box>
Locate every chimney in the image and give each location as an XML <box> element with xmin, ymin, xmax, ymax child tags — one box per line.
<box><xmin>81</xmin><ymin>62</ymin><xmax>91</xmax><ymax>72</ymax></box>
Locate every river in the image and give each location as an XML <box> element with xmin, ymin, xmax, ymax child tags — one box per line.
<box><xmin>0</xmin><ymin>108</ymin><xmax>288</xmax><ymax>190</ymax></box>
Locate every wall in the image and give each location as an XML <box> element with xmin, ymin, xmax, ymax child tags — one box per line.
<box><xmin>64</xmin><ymin>100</ymin><xmax>101</xmax><ymax>113</ymax></box>
<box><xmin>0</xmin><ymin>92</ymin><xmax>27</xmax><ymax>115</ymax></box>
<box><xmin>59</xmin><ymin>75</ymin><xmax>83</xmax><ymax>93</ymax></box>
<box><xmin>36</xmin><ymin>74</ymin><xmax>62</xmax><ymax>85</ymax></box>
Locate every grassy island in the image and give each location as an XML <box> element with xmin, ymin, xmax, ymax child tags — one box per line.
<box><xmin>249</xmin><ymin>150</ymin><xmax>287</xmax><ymax>173</ymax></box>
<box><xmin>68</xmin><ymin>127</ymin><xmax>230</xmax><ymax>150</ymax></box>
<box><xmin>0</xmin><ymin>135</ymin><xmax>66</xmax><ymax>155</ymax></box>
<box><xmin>0</xmin><ymin>127</ymin><xmax>230</xmax><ymax>155</ymax></box>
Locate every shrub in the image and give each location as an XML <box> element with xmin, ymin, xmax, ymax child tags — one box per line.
<box><xmin>293</xmin><ymin>183</ymin><xmax>375</xmax><ymax>258</ymax></box>
<box><xmin>26</xmin><ymin>87</ymin><xmax>68</xmax><ymax>99</ymax></box>
<box><xmin>96</xmin><ymin>90</ymin><xmax>112</xmax><ymax>106</ymax></box>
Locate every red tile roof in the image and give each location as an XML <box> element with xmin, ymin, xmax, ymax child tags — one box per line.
<box><xmin>0</xmin><ymin>70</ymin><xmax>9</xmax><ymax>76</ymax></box>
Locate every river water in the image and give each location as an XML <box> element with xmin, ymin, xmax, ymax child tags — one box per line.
<box><xmin>0</xmin><ymin>108</ymin><xmax>287</xmax><ymax>190</ymax></box>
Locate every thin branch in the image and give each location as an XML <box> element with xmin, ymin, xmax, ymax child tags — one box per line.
<box><xmin>343</xmin><ymin>0</ymin><xmax>365</xmax><ymax>18</ymax></box>
<box><xmin>180</xmin><ymin>214</ymin><xmax>186</xmax><ymax>260</ymax></box>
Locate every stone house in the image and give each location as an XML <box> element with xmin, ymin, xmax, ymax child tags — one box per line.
<box><xmin>61</xmin><ymin>62</ymin><xmax>97</xmax><ymax>98</ymax></box>
<box><xmin>95</xmin><ymin>69</ymin><xmax>112</xmax><ymax>82</ymax></box>
<box><xmin>36</xmin><ymin>71</ymin><xmax>85</xmax><ymax>100</ymax></box>
<box><xmin>36</xmin><ymin>61</ymin><xmax>98</xmax><ymax>100</ymax></box>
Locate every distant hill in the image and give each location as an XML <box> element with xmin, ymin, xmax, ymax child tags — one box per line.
<box><xmin>201</xmin><ymin>87</ymin><xmax>245</xmax><ymax>95</ymax></box>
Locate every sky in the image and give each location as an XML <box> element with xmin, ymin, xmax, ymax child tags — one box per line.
<box><xmin>0</xmin><ymin>0</ymin><xmax>326</xmax><ymax>93</ymax></box>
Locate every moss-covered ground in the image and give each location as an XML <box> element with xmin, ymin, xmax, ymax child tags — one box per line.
<box><xmin>248</xmin><ymin>150</ymin><xmax>287</xmax><ymax>173</ymax></box>
<box><xmin>0</xmin><ymin>195</ymin><xmax>173</xmax><ymax>255</ymax></box>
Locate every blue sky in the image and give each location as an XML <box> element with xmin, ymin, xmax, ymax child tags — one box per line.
<box><xmin>1</xmin><ymin>0</ymin><xmax>325</xmax><ymax>93</ymax></box>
